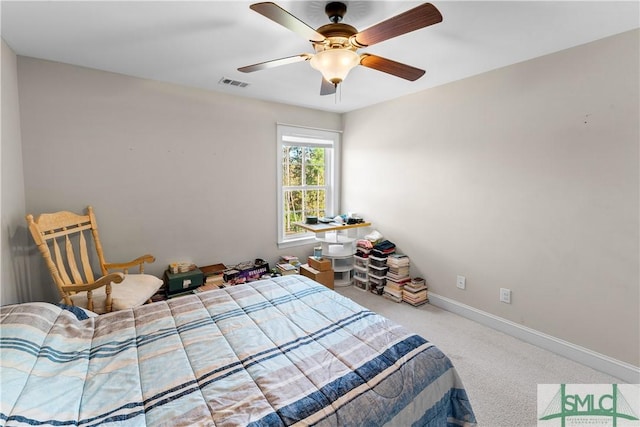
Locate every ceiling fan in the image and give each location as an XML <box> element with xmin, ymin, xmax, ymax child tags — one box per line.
<box><xmin>238</xmin><ymin>1</ymin><xmax>443</xmax><ymax>96</ymax></box>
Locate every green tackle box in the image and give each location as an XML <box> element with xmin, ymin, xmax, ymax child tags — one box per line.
<box><xmin>164</xmin><ymin>268</ymin><xmax>204</xmax><ymax>296</ymax></box>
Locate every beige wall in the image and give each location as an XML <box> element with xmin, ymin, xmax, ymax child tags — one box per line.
<box><xmin>1</xmin><ymin>39</ymin><xmax>31</xmax><ymax>305</ymax></box>
<box><xmin>342</xmin><ymin>29</ymin><xmax>639</xmax><ymax>366</ymax></box>
<box><xmin>16</xmin><ymin>57</ymin><xmax>341</xmax><ymax>303</ymax></box>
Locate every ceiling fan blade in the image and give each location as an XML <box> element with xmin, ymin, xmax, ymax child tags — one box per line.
<box><xmin>238</xmin><ymin>54</ymin><xmax>311</xmax><ymax>73</ymax></box>
<box><xmin>250</xmin><ymin>2</ymin><xmax>325</xmax><ymax>42</ymax></box>
<box><xmin>353</xmin><ymin>3</ymin><xmax>442</xmax><ymax>47</ymax></box>
<box><xmin>320</xmin><ymin>78</ymin><xmax>336</xmax><ymax>96</ymax></box>
<box><xmin>360</xmin><ymin>54</ymin><xmax>425</xmax><ymax>81</ymax></box>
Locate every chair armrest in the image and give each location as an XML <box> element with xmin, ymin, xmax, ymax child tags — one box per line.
<box><xmin>61</xmin><ymin>273</ymin><xmax>124</xmax><ymax>293</ymax></box>
<box><xmin>104</xmin><ymin>254</ymin><xmax>156</xmax><ymax>273</ymax></box>
<box><xmin>61</xmin><ymin>273</ymin><xmax>124</xmax><ymax>313</ymax></box>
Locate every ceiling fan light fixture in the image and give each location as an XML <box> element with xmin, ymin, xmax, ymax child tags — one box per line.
<box><xmin>310</xmin><ymin>48</ymin><xmax>360</xmax><ymax>85</ymax></box>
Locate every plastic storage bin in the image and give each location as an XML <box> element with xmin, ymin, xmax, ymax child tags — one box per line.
<box><xmin>368</xmin><ymin>264</ymin><xmax>389</xmax><ymax>277</ymax></box>
<box><xmin>354</xmin><ymin>275</ymin><xmax>368</xmax><ymax>291</ymax></box>
<box><xmin>354</xmin><ymin>254</ymin><xmax>369</xmax><ymax>269</ymax></box>
<box><xmin>369</xmin><ymin>256</ymin><xmax>388</xmax><ymax>268</ymax></box>
<box><xmin>354</xmin><ymin>266</ymin><xmax>368</xmax><ymax>280</ymax></box>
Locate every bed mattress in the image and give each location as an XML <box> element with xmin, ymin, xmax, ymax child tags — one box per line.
<box><xmin>1</xmin><ymin>274</ymin><xmax>475</xmax><ymax>426</ymax></box>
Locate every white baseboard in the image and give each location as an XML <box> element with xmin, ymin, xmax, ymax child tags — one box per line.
<box><xmin>428</xmin><ymin>292</ymin><xmax>640</xmax><ymax>384</ymax></box>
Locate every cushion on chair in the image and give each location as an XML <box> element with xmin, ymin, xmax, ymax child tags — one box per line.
<box><xmin>68</xmin><ymin>274</ymin><xmax>163</xmax><ymax>314</ymax></box>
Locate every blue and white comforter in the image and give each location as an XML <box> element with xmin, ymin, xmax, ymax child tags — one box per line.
<box><xmin>1</xmin><ymin>275</ymin><xmax>476</xmax><ymax>426</ymax></box>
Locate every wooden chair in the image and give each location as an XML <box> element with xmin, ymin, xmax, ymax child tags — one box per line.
<box><xmin>26</xmin><ymin>206</ymin><xmax>163</xmax><ymax>314</ymax></box>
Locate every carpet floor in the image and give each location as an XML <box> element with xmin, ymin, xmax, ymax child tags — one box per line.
<box><xmin>335</xmin><ymin>286</ymin><xmax>626</xmax><ymax>426</ymax></box>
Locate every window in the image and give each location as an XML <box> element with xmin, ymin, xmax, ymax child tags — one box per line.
<box><xmin>277</xmin><ymin>124</ymin><xmax>340</xmax><ymax>248</ymax></box>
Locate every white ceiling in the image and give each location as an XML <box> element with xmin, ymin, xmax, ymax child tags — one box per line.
<box><xmin>2</xmin><ymin>1</ymin><xmax>638</xmax><ymax>113</ymax></box>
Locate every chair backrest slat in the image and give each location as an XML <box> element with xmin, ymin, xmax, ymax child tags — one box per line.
<box><xmin>52</xmin><ymin>237</ymin><xmax>73</xmax><ymax>285</ymax></box>
<box><xmin>79</xmin><ymin>230</ymin><xmax>95</xmax><ymax>283</ymax></box>
<box><xmin>65</xmin><ymin>234</ymin><xmax>83</xmax><ymax>284</ymax></box>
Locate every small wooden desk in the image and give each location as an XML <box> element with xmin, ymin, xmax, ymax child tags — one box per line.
<box><xmin>294</xmin><ymin>221</ymin><xmax>372</xmax><ymax>236</ymax></box>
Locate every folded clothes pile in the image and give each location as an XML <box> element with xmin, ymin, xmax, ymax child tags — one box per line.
<box><xmin>356</xmin><ymin>239</ymin><xmax>373</xmax><ymax>258</ymax></box>
<box><xmin>372</xmin><ymin>240</ymin><xmax>396</xmax><ymax>258</ymax></box>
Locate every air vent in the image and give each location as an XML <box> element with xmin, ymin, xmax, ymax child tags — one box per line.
<box><xmin>218</xmin><ymin>77</ymin><xmax>250</xmax><ymax>88</ymax></box>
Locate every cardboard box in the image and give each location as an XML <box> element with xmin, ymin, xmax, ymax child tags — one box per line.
<box><xmin>308</xmin><ymin>256</ymin><xmax>332</xmax><ymax>271</ymax></box>
<box><xmin>300</xmin><ymin>264</ymin><xmax>334</xmax><ymax>289</ymax></box>
<box><xmin>165</xmin><ymin>268</ymin><xmax>204</xmax><ymax>295</ymax></box>
<box><xmin>223</xmin><ymin>261</ymin><xmax>270</xmax><ymax>283</ymax></box>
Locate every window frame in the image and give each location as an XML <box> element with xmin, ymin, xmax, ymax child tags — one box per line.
<box><xmin>276</xmin><ymin>124</ymin><xmax>341</xmax><ymax>249</ymax></box>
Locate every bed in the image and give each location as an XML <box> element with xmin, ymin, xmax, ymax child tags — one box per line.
<box><xmin>0</xmin><ymin>274</ymin><xmax>476</xmax><ymax>426</ymax></box>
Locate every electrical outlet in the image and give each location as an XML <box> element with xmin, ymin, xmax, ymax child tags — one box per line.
<box><xmin>500</xmin><ymin>288</ymin><xmax>511</xmax><ymax>304</ymax></box>
<box><xmin>456</xmin><ymin>275</ymin><xmax>466</xmax><ymax>290</ymax></box>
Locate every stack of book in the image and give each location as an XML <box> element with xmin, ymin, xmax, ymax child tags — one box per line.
<box><xmin>276</xmin><ymin>262</ymin><xmax>298</xmax><ymax>275</ymax></box>
<box><xmin>402</xmin><ymin>277</ymin><xmax>428</xmax><ymax>306</ymax></box>
<box><xmin>386</xmin><ymin>254</ymin><xmax>410</xmax><ymax>281</ymax></box>
<box><xmin>196</xmin><ymin>263</ymin><xmax>227</xmax><ymax>292</ymax></box>
<box><xmin>383</xmin><ymin>254</ymin><xmax>411</xmax><ymax>303</ymax></box>
<box><xmin>200</xmin><ymin>264</ymin><xmax>227</xmax><ymax>286</ymax></box>
<box><xmin>382</xmin><ymin>282</ymin><xmax>403</xmax><ymax>303</ymax></box>
<box><xmin>280</xmin><ymin>255</ymin><xmax>301</xmax><ymax>268</ymax></box>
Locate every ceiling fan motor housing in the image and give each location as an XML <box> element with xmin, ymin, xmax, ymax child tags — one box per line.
<box><xmin>325</xmin><ymin>2</ymin><xmax>347</xmax><ymax>23</ymax></box>
<box><xmin>314</xmin><ymin>23</ymin><xmax>358</xmax><ymax>52</ymax></box>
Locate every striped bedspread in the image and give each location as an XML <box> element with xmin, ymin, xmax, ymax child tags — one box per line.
<box><xmin>1</xmin><ymin>274</ymin><xmax>476</xmax><ymax>426</ymax></box>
